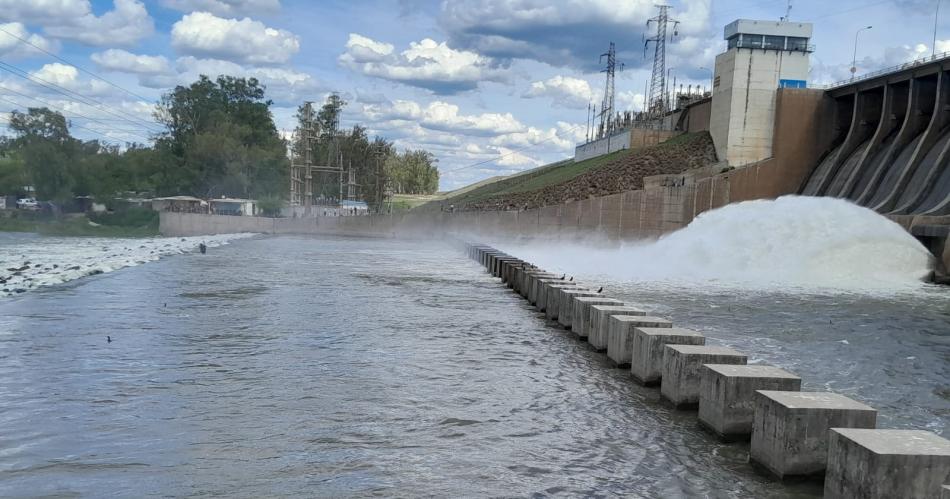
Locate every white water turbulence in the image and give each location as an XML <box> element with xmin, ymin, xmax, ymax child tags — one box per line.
<box><xmin>502</xmin><ymin>196</ymin><xmax>934</xmax><ymax>292</ymax></box>
<box><xmin>0</xmin><ymin>233</ymin><xmax>256</xmax><ymax>297</ymax></box>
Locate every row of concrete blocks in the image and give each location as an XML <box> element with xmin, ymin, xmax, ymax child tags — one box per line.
<box><xmin>465</xmin><ymin>243</ymin><xmax>950</xmax><ymax>498</ymax></box>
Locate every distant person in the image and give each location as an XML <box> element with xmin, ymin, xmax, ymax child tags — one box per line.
<box><xmin>199</xmin><ymin>243</ymin><xmax>207</xmax><ymax>254</ymax></box>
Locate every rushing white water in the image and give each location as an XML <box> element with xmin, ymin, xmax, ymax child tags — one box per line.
<box><xmin>498</xmin><ymin>196</ymin><xmax>935</xmax><ymax>292</ymax></box>
<box><xmin>0</xmin><ymin>232</ymin><xmax>256</xmax><ymax>297</ymax></box>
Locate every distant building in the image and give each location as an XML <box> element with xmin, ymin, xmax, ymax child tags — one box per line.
<box><xmin>210</xmin><ymin>198</ymin><xmax>257</xmax><ymax>216</ymax></box>
<box><xmin>152</xmin><ymin>196</ymin><xmax>207</xmax><ymax>213</ymax></box>
<box><xmin>709</xmin><ymin>19</ymin><xmax>814</xmax><ymax>167</ymax></box>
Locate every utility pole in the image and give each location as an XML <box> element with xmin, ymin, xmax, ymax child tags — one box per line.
<box><xmin>598</xmin><ymin>42</ymin><xmax>623</xmax><ymax>139</ymax></box>
<box><xmin>290</xmin><ymin>101</ymin><xmax>316</xmax><ymax>216</ymax></box>
<box><xmin>644</xmin><ymin>4</ymin><xmax>679</xmax><ymax>121</ymax></box>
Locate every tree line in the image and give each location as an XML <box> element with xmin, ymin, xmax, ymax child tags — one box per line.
<box><xmin>291</xmin><ymin>94</ymin><xmax>439</xmax><ymax>211</ymax></box>
<box><xmin>0</xmin><ymin>75</ymin><xmax>440</xmax><ymax>213</ymax></box>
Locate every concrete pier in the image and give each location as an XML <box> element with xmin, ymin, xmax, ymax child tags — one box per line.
<box><xmin>522</xmin><ymin>271</ymin><xmax>555</xmax><ymax>299</ymax></box>
<box><xmin>630</xmin><ymin>327</ymin><xmax>705</xmax><ymax>386</ymax></box>
<box><xmin>606</xmin><ymin>316</ymin><xmax>673</xmax><ymax>367</ymax></box>
<box><xmin>589</xmin><ymin>305</ymin><xmax>646</xmax><ymax>351</ymax></box>
<box><xmin>556</xmin><ymin>288</ymin><xmax>600</xmax><ymax>327</ymax></box>
<box><xmin>572</xmin><ymin>297</ymin><xmax>623</xmax><ymax>338</ymax></box>
<box><xmin>697</xmin><ymin>365</ymin><xmax>801</xmax><ymax>440</ymax></box>
<box><xmin>496</xmin><ymin>257</ymin><xmax>521</xmax><ymax>280</ymax></box>
<box><xmin>659</xmin><ymin>345</ymin><xmax>747</xmax><ymax>409</ymax></box>
<box><xmin>750</xmin><ymin>391</ymin><xmax>877</xmax><ymax>479</ymax></box>
<box><xmin>528</xmin><ymin>276</ymin><xmax>559</xmax><ymax>305</ymax></box>
<box><xmin>531</xmin><ymin>277</ymin><xmax>565</xmax><ymax>308</ymax></box>
<box><xmin>539</xmin><ymin>281</ymin><xmax>576</xmax><ymax>314</ymax></box>
<box><xmin>546</xmin><ymin>285</ymin><xmax>587</xmax><ymax>320</ymax></box>
<box><xmin>824</xmin><ymin>429</ymin><xmax>950</xmax><ymax>499</ymax></box>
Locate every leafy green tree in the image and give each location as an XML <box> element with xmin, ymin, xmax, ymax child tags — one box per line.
<box><xmin>385</xmin><ymin>149</ymin><xmax>439</xmax><ymax>195</ymax></box>
<box><xmin>154</xmin><ymin>75</ymin><xmax>289</xmax><ymax>199</ymax></box>
<box><xmin>6</xmin><ymin>108</ymin><xmax>79</xmax><ymax>202</ymax></box>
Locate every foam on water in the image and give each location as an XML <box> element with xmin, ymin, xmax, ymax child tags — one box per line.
<box><xmin>498</xmin><ymin>196</ymin><xmax>935</xmax><ymax>293</ymax></box>
<box><xmin>0</xmin><ymin>232</ymin><xmax>256</xmax><ymax>297</ymax></box>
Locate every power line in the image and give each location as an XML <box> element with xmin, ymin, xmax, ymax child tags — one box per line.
<box><xmin>0</xmin><ymin>25</ymin><xmax>156</xmax><ymax>104</ymax></box>
<box><xmin>0</xmin><ymin>61</ymin><xmax>163</xmax><ymax>133</ymax></box>
<box><xmin>0</xmin><ymin>84</ymin><xmax>154</xmax><ymax>141</ymax></box>
<box><xmin>442</xmin><ymin>122</ymin><xmax>584</xmax><ymax>174</ymax></box>
<box><xmin>0</xmin><ymin>95</ymin><xmax>139</xmax><ymax>145</ymax></box>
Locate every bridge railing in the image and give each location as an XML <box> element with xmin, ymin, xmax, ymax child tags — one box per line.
<box><xmin>810</xmin><ymin>50</ymin><xmax>950</xmax><ymax>90</ymax></box>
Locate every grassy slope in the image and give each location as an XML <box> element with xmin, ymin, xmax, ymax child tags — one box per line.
<box><xmin>435</xmin><ymin>149</ymin><xmax>631</xmax><ymax>208</ymax></box>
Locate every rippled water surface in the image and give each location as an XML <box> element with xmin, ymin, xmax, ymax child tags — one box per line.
<box><xmin>1</xmin><ymin>234</ymin><xmax>946</xmax><ymax>497</ymax></box>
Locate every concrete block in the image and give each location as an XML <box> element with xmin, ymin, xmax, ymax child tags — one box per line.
<box><xmin>539</xmin><ymin>282</ymin><xmax>575</xmax><ymax>313</ymax></box>
<box><xmin>529</xmin><ymin>277</ymin><xmax>562</xmax><ymax>307</ymax></box>
<box><xmin>522</xmin><ymin>271</ymin><xmax>554</xmax><ymax>299</ymax></box>
<box><xmin>556</xmin><ymin>288</ymin><xmax>599</xmax><ymax>327</ymax></box>
<box><xmin>496</xmin><ymin>257</ymin><xmax>520</xmax><ymax>280</ymax></box>
<box><xmin>697</xmin><ymin>365</ymin><xmax>801</xmax><ymax>440</ymax></box>
<box><xmin>606</xmin><ymin>316</ymin><xmax>672</xmax><ymax>367</ymax></box>
<box><xmin>660</xmin><ymin>345</ymin><xmax>747</xmax><ymax>409</ymax></box>
<box><xmin>572</xmin><ymin>297</ymin><xmax>623</xmax><ymax>338</ymax></box>
<box><xmin>750</xmin><ymin>391</ymin><xmax>877</xmax><ymax>479</ymax></box>
<box><xmin>825</xmin><ymin>429</ymin><xmax>950</xmax><ymax>499</ymax></box>
<box><xmin>630</xmin><ymin>328</ymin><xmax>705</xmax><ymax>386</ymax></box>
<box><xmin>589</xmin><ymin>305</ymin><xmax>645</xmax><ymax>350</ymax></box>
<box><xmin>545</xmin><ymin>284</ymin><xmax>586</xmax><ymax>320</ymax></box>
<box><xmin>943</xmin><ymin>484</ymin><xmax>950</xmax><ymax>499</ymax></box>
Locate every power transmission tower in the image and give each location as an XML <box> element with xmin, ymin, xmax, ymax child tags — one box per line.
<box><xmin>598</xmin><ymin>42</ymin><xmax>623</xmax><ymax>139</ymax></box>
<box><xmin>644</xmin><ymin>4</ymin><xmax>679</xmax><ymax>119</ymax></box>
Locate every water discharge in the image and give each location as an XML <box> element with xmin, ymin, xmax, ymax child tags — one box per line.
<box><xmin>497</xmin><ymin>196</ymin><xmax>933</xmax><ymax>292</ymax></box>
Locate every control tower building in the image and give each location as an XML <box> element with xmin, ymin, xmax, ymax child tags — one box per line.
<box><xmin>709</xmin><ymin>19</ymin><xmax>814</xmax><ymax>167</ymax></box>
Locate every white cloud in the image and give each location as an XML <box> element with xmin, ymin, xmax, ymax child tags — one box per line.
<box><xmin>523</xmin><ymin>75</ymin><xmax>592</xmax><ymax>109</ymax></box>
<box><xmin>616</xmin><ymin>91</ymin><xmax>644</xmax><ymax>112</ymax></box>
<box><xmin>155</xmin><ymin>56</ymin><xmax>323</xmax><ymax>105</ymax></box>
<box><xmin>40</xmin><ymin>0</ymin><xmax>154</xmax><ymax>47</ymax></box>
<box><xmin>92</xmin><ymin>49</ymin><xmax>171</xmax><ymax>75</ymax></box>
<box><xmin>0</xmin><ymin>22</ymin><xmax>59</xmax><ymax>60</ymax></box>
<box><xmin>339</xmin><ymin>33</ymin><xmax>507</xmax><ymax>94</ymax></box>
<box><xmin>171</xmin><ymin>11</ymin><xmax>300</xmax><ymax>65</ymax></box>
<box><xmin>495</xmin><ymin>146</ymin><xmax>543</xmax><ymax>167</ymax></box>
<box><xmin>161</xmin><ymin>0</ymin><xmax>280</xmax><ymax>16</ymax></box>
<box><xmin>362</xmin><ymin>99</ymin><xmax>524</xmax><ymax>136</ymax></box>
<box><xmin>0</xmin><ymin>0</ymin><xmax>89</xmax><ymax>25</ymax></box>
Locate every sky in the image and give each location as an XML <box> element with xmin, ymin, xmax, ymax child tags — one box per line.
<box><xmin>0</xmin><ymin>0</ymin><xmax>947</xmax><ymax>191</ymax></box>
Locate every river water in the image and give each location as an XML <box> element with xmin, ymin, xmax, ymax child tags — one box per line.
<box><xmin>0</xmin><ymin>232</ymin><xmax>947</xmax><ymax>497</ymax></box>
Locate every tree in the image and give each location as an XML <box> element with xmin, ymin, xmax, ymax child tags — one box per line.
<box><xmin>154</xmin><ymin>75</ymin><xmax>289</xmax><ymax>199</ymax></box>
<box><xmin>385</xmin><ymin>149</ymin><xmax>439</xmax><ymax>195</ymax></box>
<box><xmin>6</xmin><ymin>108</ymin><xmax>79</xmax><ymax>202</ymax></box>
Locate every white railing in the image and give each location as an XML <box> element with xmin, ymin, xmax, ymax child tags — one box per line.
<box><xmin>810</xmin><ymin>50</ymin><xmax>950</xmax><ymax>90</ymax></box>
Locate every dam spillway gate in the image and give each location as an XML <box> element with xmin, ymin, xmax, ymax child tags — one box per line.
<box><xmin>802</xmin><ymin>55</ymin><xmax>950</xmax><ymax>216</ymax></box>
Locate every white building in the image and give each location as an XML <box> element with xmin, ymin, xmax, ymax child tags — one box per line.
<box><xmin>709</xmin><ymin>19</ymin><xmax>813</xmax><ymax>167</ymax></box>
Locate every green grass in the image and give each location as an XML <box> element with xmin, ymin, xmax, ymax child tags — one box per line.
<box><xmin>439</xmin><ymin>149</ymin><xmax>632</xmax><ymax>207</ymax></box>
<box><xmin>0</xmin><ymin>212</ymin><xmax>160</xmax><ymax>237</ymax></box>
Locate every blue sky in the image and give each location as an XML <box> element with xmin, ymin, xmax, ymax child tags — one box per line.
<box><xmin>0</xmin><ymin>0</ymin><xmax>946</xmax><ymax>190</ymax></box>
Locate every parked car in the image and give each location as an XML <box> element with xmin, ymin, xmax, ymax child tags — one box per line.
<box><xmin>16</xmin><ymin>197</ymin><xmax>38</xmax><ymax>210</ymax></box>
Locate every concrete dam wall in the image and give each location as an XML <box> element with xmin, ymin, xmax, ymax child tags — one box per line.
<box><xmin>801</xmin><ymin>59</ymin><xmax>950</xmax><ymax>216</ymax></box>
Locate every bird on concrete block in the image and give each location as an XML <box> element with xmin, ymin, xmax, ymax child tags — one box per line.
<box><xmin>560</xmin><ymin>274</ymin><xmax>566</xmax><ymax>280</ymax></box>
<box><xmin>597</xmin><ymin>287</ymin><xmax>604</xmax><ymax>293</ymax></box>
<box><xmin>569</xmin><ymin>276</ymin><xmax>574</xmax><ymax>281</ymax></box>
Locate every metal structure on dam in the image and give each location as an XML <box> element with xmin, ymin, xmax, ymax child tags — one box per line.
<box><xmin>802</xmin><ymin>52</ymin><xmax>950</xmax><ymax>215</ymax></box>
